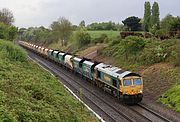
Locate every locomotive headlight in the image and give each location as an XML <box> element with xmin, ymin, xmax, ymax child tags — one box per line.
<box><xmin>139</xmin><ymin>90</ymin><xmax>143</xmax><ymax>93</ymax></box>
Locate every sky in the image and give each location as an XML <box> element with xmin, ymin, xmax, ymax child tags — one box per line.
<box><xmin>0</xmin><ymin>0</ymin><xmax>179</xmax><ymax>28</ymax></box>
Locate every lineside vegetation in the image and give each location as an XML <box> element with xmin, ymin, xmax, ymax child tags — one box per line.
<box><xmin>0</xmin><ymin>40</ymin><xmax>98</xmax><ymax>121</ymax></box>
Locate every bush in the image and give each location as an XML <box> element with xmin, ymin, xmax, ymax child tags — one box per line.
<box><xmin>0</xmin><ymin>23</ymin><xmax>17</xmax><ymax>41</ymax></box>
<box><xmin>140</xmin><ymin>46</ymin><xmax>167</xmax><ymax>65</ymax></box>
<box><xmin>123</xmin><ymin>36</ymin><xmax>145</xmax><ymax>55</ymax></box>
<box><xmin>0</xmin><ymin>40</ymin><xmax>27</xmax><ymax>62</ymax></box>
<box><xmin>160</xmin><ymin>84</ymin><xmax>180</xmax><ymax>112</ymax></box>
<box><xmin>171</xmin><ymin>48</ymin><xmax>180</xmax><ymax>66</ymax></box>
<box><xmin>92</xmin><ymin>33</ymin><xmax>108</xmax><ymax>44</ymax></box>
<box><xmin>74</xmin><ymin>27</ymin><xmax>91</xmax><ymax>48</ymax></box>
<box><xmin>0</xmin><ymin>22</ymin><xmax>8</xmax><ymax>39</ymax></box>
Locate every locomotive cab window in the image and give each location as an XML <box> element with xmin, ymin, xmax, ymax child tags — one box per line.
<box><xmin>133</xmin><ymin>78</ymin><xmax>141</xmax><ymax>85</ymax></box>
<box><xmin>123</xmin><ymin>79</ymin><xmax>132</xmax><ymax>86</ymax></box>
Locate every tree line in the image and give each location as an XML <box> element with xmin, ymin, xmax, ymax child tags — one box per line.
<box><xmin>2</xmin><ymin>1</ymin><xmax>178</xmax><ymax>47</ymax></box>
<box><xmin>0</xmin><ymin>8</ymin><xmax>17</xmax><ymax>41</ymax></box>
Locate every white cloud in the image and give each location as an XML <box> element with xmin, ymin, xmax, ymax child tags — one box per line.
<box><xmin>0</xmin><ymin>0</ymin><xmax>179</xmax><ymax>28</ymax></box>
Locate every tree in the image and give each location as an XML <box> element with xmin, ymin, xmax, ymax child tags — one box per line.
<box><xmin>17</xmin><ymin>27</ymin><xmax>54</xmax><ymax>45</ymax></box>
<box><xmin>87</xmin><ymin>21</ymin><xmax>118</xmax><ymax>31</ymax></box>
<box><xmin>0</xmin><ymin>8</ymin><xmax>14</xmax><ymax>25</ymax></box>
<box><xmin>79</xmin><ymin>20</ymin><xmax>85</xmax><ymax>27</ymax></box>
<box><xmin>74</xmin><ymin>27</ymin><xmax>91</xmax><ymax>48</ymax></box>
<box><xmin>160</xmin><ymin>14</ymin><xmax>174</xmax><ymax>33</ymax></box>
<box><xmin>122</xmin><ymin>16</ymin><xmax>141</xmax><ymax>31</ymax></box>
<box><xmin>170</xmin><ymin>16</ymin><xmax>180</xmax><ymax>31</ymax></box>
<box><xmin>8</xmin><ymin>26</ymin><xmax>18</xmax><ymax>41</ymax></box>
<box><xmin>122</xmin><ymin>36</ymin><xmax>145</xmax><ymax>59</ymax></box>
<box><xmin>72</xmin><ymin>25</ymin><xmax>78</xmax><ymax>31</ymax></box>
<box><xmin>0</xmin><ymin>22</ymin><xmax>8</xmax><ymax>39</ymax></box>
<box><xmin>51</xmin><ymin>17</ymin><xmax>73</xmax><ymax>46</ymax></box>
<box><xmin>151</xmin><ymin>2</ymin><xmax>160</xmax><ymax>30</ymax></box>
<box><xmin>143</xmin><ymin>1</ymin><xmax>151</xmax><ymax>32</ymax></box>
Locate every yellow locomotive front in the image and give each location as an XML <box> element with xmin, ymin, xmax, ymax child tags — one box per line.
<box><xmin>120</xmin><ymin>76</ymin><xmax>143</xmax><ymax>104</ymax></box>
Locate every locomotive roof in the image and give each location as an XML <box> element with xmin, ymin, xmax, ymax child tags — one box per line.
<box><xmin>83</xmin><ymin>60</ymin><xmax>94</xmax><ymax>66</ymax></box>
<box><xmin>95</xmin><ymin>63</ymin><xmax>140</xmax><ymax>79</ymax></box>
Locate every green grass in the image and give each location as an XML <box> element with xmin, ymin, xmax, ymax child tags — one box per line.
<box><xmin>0</xmin><ymin>40</ymin><xmax>98</xmax><ymax>121</ymax></box>
<box><xmin>159</xmin><ymin>83</ymin><xmax>180</xmax><ymax>112</ymax></box>
<box><xmin>88</xmin><ymin>30</ymin><xmax>120</xmax><ymax>39</ymax></box>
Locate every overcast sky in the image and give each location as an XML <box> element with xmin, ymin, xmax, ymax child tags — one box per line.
<box><xmin>0</xmin><ymin>0</ymin><xmax>179</xmax><ymax>28</ymax></box>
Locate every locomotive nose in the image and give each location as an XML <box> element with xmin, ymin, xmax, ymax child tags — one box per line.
<box><xmin>123</xmin><ymin>87</ymin><xmax>140</xmax><ymax>95</ymax></box>
<box><xmin>130</xmin><ymin>88</ymin><xmax>138</xmax><ymax>94</ymax></box>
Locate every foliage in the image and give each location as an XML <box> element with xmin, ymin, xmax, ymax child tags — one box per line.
<box><xmin>87</xmin><ymin>21</ymin><xmax>119</xmax><ymax>31</ymax></box>
<box><xmin>0</xmin><ymin>8</ymin><xmax>14</xmax><ymax>25</ymax></box>
<box><xmin>51</xmin><ymin>17</ymin><xmax>73</xmax><ymax>46</ymax></box>
<box><xmin>92</xmin><ymin>33</ymin><xmax>108</xmax><ymax>44</ymax></box>
<box><xmin>122</xmin><ymin>16</ymin><xmax>142</xmax><ymax>31</ymax></box>
<box><xmin>143</xmin><ymin>1</ymin><xmax>151</xmax><ymax>31</ymax></box>
<box><xmin>160</xmin><ymin>84</ymin><xmax>180</xmax><ymax>112</ymax></box>
<box><xmin>79</xmin><ymin>20</ymin><xmax>85</xmax><ymax>27</ymax></box>
<box><xmin>72</xmin><ymin>25</ymin><xmax>78</xmax><ymax>31</ymax></box>
<box><xmin>140</xmin><ymin>45</ymin><xmax>167</xmax><ymax>65</ymax></box>
<box><xmin>169</xmin><ymin>43</ymin><xmax>180</xmax><ymax>66</ymax></box>
<box><xmin>0</xmin><ymin>22</ymin><xmax>8</xmax><ymax>39</ymax></box>
<box><xmin>74</xmin><ymin>27</ymin><xmax>91</xmax><ymax>48</ymax></box>
<box><xmin>121</xmin><ymin>36</ymin><xmax>145</xmax><ymax>60</ymax></box>
<box><xmin>0</xmin><ymin>40</ymin><xmax>98</xmax><ymax>121</ymax></box>
<box><xmin>0</xmin><ymin>40</ymin><xmax>27</xmax><ymax>62</ymax></box>
<box><xmin>0</xmin><ymin>23</ymin><xmax>17</xmax><ymax>41</ymax></box>
<box><xmin>160</xmin><ymin>14</ymin><xmax>174</xmax><ymax>33</ymax></box>
<box><xmin>7</xmin><ymin>26</ymin><xmax>18</xmax><ymax>41</ymax></box>
<box><xmin>151</xmin><ymin>2</ymin><xmax>160</xmax><ymax>33</ymax></box>
<box><xmin>101</xmin><ymin>36</ymin><xmax>180</xmax><ymax>70</ymax></box>
<box><xmin>170</xmin><ymin>16</ymin><xmax>180</xmax><ymax>31</ymax></box>
<box><xmin>18</xmin><ymin>26</ymin><xmax>53</xmax><ymax>45</ymax></box>
<box><xmin>88</xmin><ymin>30</ymin><xmax>119</xmax><ymax>40</ymax></box>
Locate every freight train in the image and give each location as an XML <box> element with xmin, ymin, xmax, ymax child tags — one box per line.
<box><xmin>19</xmin><ymin>41</ymin><xmax>143</xmax><ymax>104</ymax></box>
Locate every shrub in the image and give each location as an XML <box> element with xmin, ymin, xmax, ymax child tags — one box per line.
<box><xmin>160</xmin><ymin>85</ymin><xmax>180</xmax><ymax>112</ymax></box>
<box><xmin>74</xmin><ymin>27</ymin><xmax>91</xmax><ymax>48</ymax></box>
<box><xmin>109</xmin><ymin>36</ymin><xmax>122</xmax><ymax>46</ymax></box>
<box><xmin>123</xmin><ymin>36</ymin><xmax>145</xmax><ymax>57</ymax></box>
<box><xmin>0</xmin><ymin>40</ymin><xmax>27</xmax><ymax>62</ymax></box>
<box><xmin>92</xmin><ymin>33</ymin><xmax>108</xmax><ymax>44</ymax></box>
<box><xmin>171</xmin><ymin>48</ymin><xmax>180</xmax><ymax>66</ymax></box>
<box><xmin>140</xmin><ymin>45</ymin><xmax>168</xmax><ymax>65</ymax></box>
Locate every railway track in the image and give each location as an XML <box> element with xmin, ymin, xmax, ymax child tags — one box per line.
<box><xmin>25</xmin><ymin>47</ymin><xmax>171</xmax><ymax>122</ymax></box>
<box><xmin>136</xmin><ymin>103</ymin><xmax>171</xmax><ymax>122</ymax></box>
<box><xmin>28</xmin><ymin>51</ymin><xmax>132</xmax><ymax>122</ymax></box>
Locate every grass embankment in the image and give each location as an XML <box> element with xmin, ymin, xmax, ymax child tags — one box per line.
<box><xmin>0</xmin><ymin>40</ymin><xmax>98</xmax><ymax>121</ymax></box>
<box><xmin>100</xmin><ymin>37</ymin><xmax>180</xmax><ymax>112</ymax></box>
<box><xmin>87</xmin><ymin>30</ymin><xmax>119</xmax><ymax>39</ymax></box>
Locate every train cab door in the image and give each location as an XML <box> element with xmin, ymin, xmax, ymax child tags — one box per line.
<box><xmin>112</xmin><ymin>79</ymin><xmax>117</xmax><ymax>87</ymax></box>
<box><xmin>97</xmin><ymin>70</ymin><xmax>101</xmax><ymax>79</ymax></box>
<box><xmin>112</xmin><ymin>79</ymin><xmax>120</xmax><ymax>98</ymax></box>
